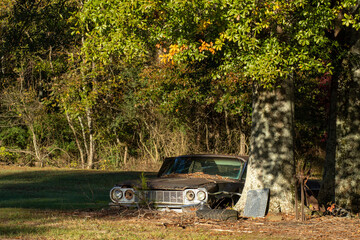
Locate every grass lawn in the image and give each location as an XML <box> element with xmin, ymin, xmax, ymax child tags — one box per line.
<box><xmin>0</xmin><ymin>166</ymin><xmax>150</xmax><ymax>210</ymax></box>
<box><xmin>1</xmin><ymin>207</ymin><xmax>270</xmax><ymax>240</ymax></box>
<box><xmin>1</xmin><ymin>166</ymin><xmax>359</xmax><ymax>240</ymax></box>
<box><xmin>0</xmin><ymin>166</ymin><xmax>264</xmax><ymax>239</ymax></box>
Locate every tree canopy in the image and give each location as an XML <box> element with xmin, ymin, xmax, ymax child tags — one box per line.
<box><xmin>1</xmin><ymin>0</ymin><xmax>360</xmax><ymax>212</ymax></box>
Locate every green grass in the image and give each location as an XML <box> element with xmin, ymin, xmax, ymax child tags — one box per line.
<box><xmin>0</xmin><ymin>168</ymin><xmax>152</xmax><ymax>210</ymax></box>
<box><xmin>0</xmin><ymin>208</ymin><xmax>271</xmax><ymax>240</ymax></box>
<box><xmin>0</xmin><ymin>167</ymin><xmax>278</xmax><ymax>239</ymax></box>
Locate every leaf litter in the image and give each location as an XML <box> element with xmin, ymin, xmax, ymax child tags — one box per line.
<box><xmin>66</xmin><ymin>207</ymin><xmax>360</xmax><ymax>240</ymax></box>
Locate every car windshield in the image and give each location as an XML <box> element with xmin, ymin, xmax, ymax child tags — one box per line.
<box><xmin>161</xmin><ymin>157</ymin><xmax>244</xmax><ymax>179</ymax></box>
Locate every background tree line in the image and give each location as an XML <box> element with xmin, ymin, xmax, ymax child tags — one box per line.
<box><xmin>0</xmin><ymin>0</ymin><xmax>253</xmax><ymax>169</ymax></box>
<box><xmin>1</xmin><ymin>0</ymin><xmax>359</xmax><ymax>212</ymax></box>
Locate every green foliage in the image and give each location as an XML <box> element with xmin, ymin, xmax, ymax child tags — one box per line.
<box><xmin>152</xmin><ymin>0</ymin><xmax>344</xmax><ymax>84</ymax></box>
<box><xmin>0</xmin><ymin>127</ymin><xmax>28</xmax><ymax>149</ymax></box>
<box><xmin>0</xmin><ymin>146</ymin><xmax>12</xmax><ymax>160</ymax></box>
<box><xmin>140</xmin><ymin>172</ymin><xmax>148</xmax><ymax>190</ymax></box>
<box><xmin>1</xmin><ymin>0</ymin><xmax>78</xmax><ymax>85</ymax></box>
<box><xmin>2</xmin><ymin>0</ymin><xmax>360</xmax><ymax>168</ymax></box>
<box><xmin>77</xmin><ymin>0</ymin><xmax>153</xmax><ymax>65</ymax></box>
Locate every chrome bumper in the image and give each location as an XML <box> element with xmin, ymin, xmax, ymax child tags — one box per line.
<box><xmin>109</xmin><ymin>202</ymin><xmax>205</xmax><ymax>212</ymax></box>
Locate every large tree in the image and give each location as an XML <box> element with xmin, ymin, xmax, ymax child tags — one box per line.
<box><xmin>335</xmin><ymin>42</ymin><xmax>360</xmax><ymax>212</ymax></box>
<box><xmin>74</xmin><ymin>0</ymin><xmax>353</xmax><ymax>212</ymax></box>
<box><xmin>147</xmin><ymin>0</ymin><xmax>360</xmax><ymax>213</ymax></box>
<box><xmin>319</xmin><ymin>26</ymin><xmax>360</xmax><ymax>212</ymax></box>
<box><xmin>144</xmin><ymin>0</ymin><xmax>339</xmax><ymax>212</ymax></box>
<box><xmin>2</xmin><ymin>0</ymin><xmax>358</xmax><ymax>212</ymax></box>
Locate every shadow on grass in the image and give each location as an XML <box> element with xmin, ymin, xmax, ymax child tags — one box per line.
<box><xmin>0</xmin><ymin>225</ymin><xmax>49</xmax><ymax>237</ymax></box>
<box><xmin>0</xmin><ymin>169</ymin><xmax>156</xmax><ymax>210</ymax></box>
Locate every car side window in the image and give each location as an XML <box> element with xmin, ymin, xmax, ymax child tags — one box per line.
<box><xmin>241</xmin><ymin>164</ymin><xmax>247</xmax><ymax>180</ymax></box>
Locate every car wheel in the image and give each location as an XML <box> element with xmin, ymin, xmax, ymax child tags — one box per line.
<box><xmin>196</xmin><ymin>209</ymin><xmax>238</xmax><ymax>221</ymax></box>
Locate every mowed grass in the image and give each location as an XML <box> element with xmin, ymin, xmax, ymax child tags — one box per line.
<box><xmin>0</xmin><ymin>208</ymin><xmax>267</xmax><ymax>240</ymax></box>
<box><xmin>0</xmin><ymin>167</ymin><xmax>271</xmax><ymax>239</ymax></box>
<box><xmin>0</xmin><ymin>167</ymin><xmax>151</xmax><ymax>210</ymax></box>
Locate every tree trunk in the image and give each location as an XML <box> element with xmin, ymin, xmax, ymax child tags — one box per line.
<box><xmin>225</xmin><ymin>110</ymin><xmax>232</xmax><ymax>147</ymax></box>
<box><xmin>29</xmin><ymin>124</ymin><xmax>42</xmax><ymax>166</ymax></box>
<box><xmin>235</xmin><ymin>78</ymin><xmax>295</xmax><ymax>213</ymax></box>
<box><xmin>123</xmin><ymin>145</ymin><xmax>128</xmax><ymax>165</ymax></box>
<box><xmin>64</xmin><ymin>109</ymin><xmax>85</xmax><ymax>168</ymax></box>
<box><xmin>318</xmin><ymin>72</ymin><xmax>338</xmax><ymax>205</ymax></box>
<box><xmin>239</xmin><ymin>131</ymin><xmax>248</xmax><ymax>155</ymax></box>
<box><xmin>78</xmin><ymin>116</ymin><xmax>89</xmax><ymax>158</ymax></box>
<box><xmin>334</xmin><ymin>39</ymin><xmax>360</xmax><ymax>212</ymax></box>
<box><xmin>320</xmin><ymin>31</ymin><xmax>360</xmax><ymax>212</ymax></box>
<box><xmin>86</xmin><ymin>107</ymin><xmax>95</xmax><ymax>169</ymax></box>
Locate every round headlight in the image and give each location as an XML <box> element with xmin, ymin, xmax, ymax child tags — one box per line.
<box><xmin>125</xmin><ymin>189</ymin><xmax>134</xmax><ymax>200</ymax></box>
<box><xmin>186</xmin><ymin>190</ymin><xmax>195</xmax><ymax>201</ymax></box>
<box><xmin>197</xmin><ymin>190</ymin><xmax>206</xmax><ymax>201</ymax></box>
<box><xmin>113</xmin><ymin>189</ymin><xmax>123</xmax><ymax>200</ymax></box>
<box><xmin>110</xmin><ymin>188</ymin><xmax>123</xmax><ymax>202</ymax></box>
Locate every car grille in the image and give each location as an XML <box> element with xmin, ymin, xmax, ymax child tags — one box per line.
<box><xmin>136</xmin><ymin>190</ymin><xmax>184</xmax><ymax>204</ymax></box>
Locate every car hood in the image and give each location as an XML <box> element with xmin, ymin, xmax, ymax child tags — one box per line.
<box><xmin>117</xmin><ymin>175</ymin><xmax>243</xmax><ymax>192</ymax></box>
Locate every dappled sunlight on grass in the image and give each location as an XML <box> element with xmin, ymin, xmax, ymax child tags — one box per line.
<box><xmin>1</xmin><ymin>167</ymin><xmax>358</xmax><ymax>240</ymax></box>
<box><xmin>0</xmin><ymin>167</ymin><xmax>264</xmax><ymax>239</ymax></box>
<box><xmin>0</xmin><ymin>208</ymin><xmax>257</xmax><ymax>239</ymax></box>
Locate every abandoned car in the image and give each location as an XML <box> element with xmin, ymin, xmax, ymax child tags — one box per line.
<box><xmin>109</xmin><ymin>154</ymin><xmax>248</xmax><ymax>212</ymax></box>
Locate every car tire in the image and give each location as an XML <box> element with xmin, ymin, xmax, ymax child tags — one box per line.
<box><xmin>196</xmin><ymin>209</ymin><xmax>238</xmax><ymax>221</ymax></box>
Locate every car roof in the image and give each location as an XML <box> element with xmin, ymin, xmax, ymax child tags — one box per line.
<box><xmin>169</xmin><ymin>154</ymin><xmax>248</xmax><ymax>162</ymax></box>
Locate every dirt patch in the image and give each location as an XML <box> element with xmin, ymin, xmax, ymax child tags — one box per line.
<box><xmin>69</xmin><ymin>208</ymin><xmax>360</xmax><ymax>240</ymax></box>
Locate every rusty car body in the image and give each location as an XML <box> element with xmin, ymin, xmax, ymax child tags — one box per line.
<box><xmin>109</xmin><ymin>154</ymin><xmax>248</xmax><ymax>212</ymax></box>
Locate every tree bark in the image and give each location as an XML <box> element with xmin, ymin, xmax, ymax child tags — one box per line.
<box><xmin>320</xmin><ymin>30</ymin><xmax>360</xmax><ymax>212</ymax></box>
<box><xmin>318</xmin><ymin>72</ymin><xmax>338</xmax><ymax>205</ymax></box>
<box><xmin>86</xmin><ymin>107</ymin><xmax>95</xmax><ymax>169</ymax></box>
<box><xmin>29</xmin><ymin>124</ymin><xmax>42</xmax><ymax>166</ymax></box>
<box><xmin>78</xmin><ymin>116</ymin><xmax>89</xmax><ymax>158</ymax></box>
<box><xmin>123</xmin><ymin>145</ymin><xmax>128</xmax><ymax>165</ymax></box>
<box><xmin>334</xmin><ymin>39</ymin><xmax>360</xmax><ymax>212</ymax></box>
<box><xmin>239</xmin><ymin>131</ymin><xmax>248</xmax><ymax>155</ymax></box>
<box><xmin>64</xmin><ymin>109</ymin><xmax>85</xmax><ymax>168</ymax></box>
<box><xmin>235</xmin><ymin>77</ymin><xmax>295</xmax><ymax>213</ymax></box>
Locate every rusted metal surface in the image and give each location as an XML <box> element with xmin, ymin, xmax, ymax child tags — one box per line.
<box><xmin>162</xmin><ymin>172</ymin><xmax>233</xmax><ymax>180</ymax></box>
<box><xmin>117</xmin><ymin>154</ymin><xmax>247</xmax><ymax>192</ymax></box>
